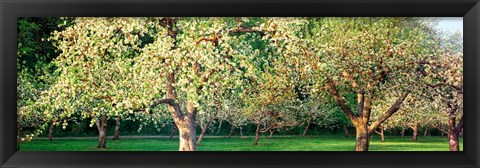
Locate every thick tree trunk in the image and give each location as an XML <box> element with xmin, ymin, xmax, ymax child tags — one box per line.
<box><xmin>96</xmin><ymin>115</ymin><xmax>108</xmax><ymax>149</ymax></box>
<box><xmin>178</xmin><ymin>120</ymin><xmax>196</xmax><ymax>151</ymax></box>
<box><xmin>448</xmin><ymin>117</ymin><xmax>460</xmax><ymax>151</ymax></box>
<box><xmin>269</xmin><ymin>129</ymin><xmax>274</xmax><ymax>138</ymax></box>
<box><xmin>302</xmin><ymin>122</ymin><xmax>310</xmax><ymax>137</ymax></box>
<box><xmin>228</xmin><ymin>125</ymin><xmax>235</xmax><ymax>138</ymax></box>
<box><xmin>412</xmin><ymin>123</ymin><xmax>418</xmax><ymax>142</ymax></box>
<box><xmin>253</xmin><ymin>119</ymin><xmax>261</xmax><ymax>145</ymax></box>
<box><xmin>424</xmin><ymin>126</ymin><xmax>429</xmax><ymax>137</ymax></box>
<box><xmin>355</xmin><ymin>124</ymin><xmax>370</xmax><ymax>151</ymax></box>
<box><xmin>98</xmin><ymin>129</ymin><xmax>107</xmax><ymax>149</ymax></box>
<box><xmin>344</xmin><ymin>125</ymin><xmax>349</xmax><ymax>137</ymax></box>
<box><xmin>48</xmin><ymin>119</ymin><xmax>55</xmax><ymax>141</ymax></box>
<box><xmin>177</xmin><ymin>101</ymin><xmax>198</xmax><ymax>151</ymax></box>
<box><xmin>112</xmin><ymin>116</ymin><xmax>121</xmax><ymax>140</ymax></box>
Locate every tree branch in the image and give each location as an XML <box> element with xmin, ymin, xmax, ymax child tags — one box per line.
<box><xmin>342</xmin><ymin>70</ymin><xmax>362</xmax><ymax>93</ymax></box>
<box><xmin>301</xmin><ymin>48</ymin><xmax>319</xmax><ymax>70</ymax></box>
<box><xmin>158</xmin><ymin>17</ymin><xmax>177</xmax><ymax>39</ymax></box>
<box><xmin>150</xmin><ymin>98</ymin><xmax>176</xmax><ymax>108</ymax></box>
<box><xmin>369</xmin><ymin>88</ymin><xmax>411</xmax><ymax>133</ymax></box>
<box><xmin>455</xmin><ymin>115</ymin><xmax>463</xmax><ymax>135</ymax></box>
<box><xmin>93</xmin><ymin>115</ymin><xmax>101</xmax><ymax>131</ymax></box>
<box><xmin>198</xmin><ymin>69</ymin><xmax>216</xmax><ymax>92</ymax></box>
<box><xmin>433</xmin><ymin>124</ymin><xmax>449</xmax><ymax>134</ymax></box>
<box><xmin>325</xmin><ymin>78</ymin><xmax>358</xmax><ymax>125</ymax></box>
<box><xmin>427</xmin><ymin>83</ymin><xmax>462</xmax><ymax>93</ymax></box>
<box><xmin>357</xmin><ymin>92</ymin><xmax>365</xmax><ymax>116</ymax></box>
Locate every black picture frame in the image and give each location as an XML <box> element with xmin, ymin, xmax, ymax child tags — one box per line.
<box><xmin>1</xmin><ymin>0</ymin><xmax>479</xmax><ymax>168</ymax></box>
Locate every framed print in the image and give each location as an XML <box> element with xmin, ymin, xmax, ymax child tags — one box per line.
<box><xmin>1</xmin><ymin>0</ymin><xmax>479</xmax><ymax>168</ymax></box>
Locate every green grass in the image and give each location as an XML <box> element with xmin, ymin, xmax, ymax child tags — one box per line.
<box><xmin>19</xmin><ymin>135</ymin><xmax>463</xmax><ymax>151</ymax></box>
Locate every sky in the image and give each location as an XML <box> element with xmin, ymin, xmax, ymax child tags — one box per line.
<box><xmin>435</xmin><ymin>17</ymin><xmax>463</xmax><ymax>35</ymax></box>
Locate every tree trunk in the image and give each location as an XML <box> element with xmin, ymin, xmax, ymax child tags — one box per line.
<box><xmin>355</xmin><ymin>124</ymin><xmax>370</xmax><ymax>151</ymax></box>
<box><xmin>333</xmin><ymin>124</ymin><xmax>338</xmax><ymax>135</ymax></box>
<box><xmin>178</xmin><ymin>120</ymin><xmax>196</xmax><ymax>151</ymax></box>
<box><xmin>448</xmin><ymin>117</ymin><xmax>460</xmax><ymax>151</ymax></box>
<box><xmin>175</xmin><ymin>101</ymin><xmax>198</xmax><ymax>151</ymax></box>
<box><xmin>302</xmin><ymin>122</ymin><xmax>310</xmax><ymax>137</ymax></box>
<box><xmin>380</xmin><ymin>128</ymin><xmax>385</xmax><ymax>142</ymax></box>
<box><xmin>112</xmin><ymin>116</ymin><xmax>121</xmax><ymax>140</ymax></box>
<box><xmin>96</xmin><ymin>115</ymin><xmax>108</xmax><ymax>149</ymax></box>
<box><xmin>228</xmin><ymin>125</ymin><xmax>235</xmax><ymax>138</ymax></box>
<box><xmin>197</xmin><ymin>112</ymin><xmax>217</xmax><ymax>145</ymax></box>
<box><xmin>401</xmin><ymin>128</ymin><xmax>405</xmax><ymax>139</ymax></box>
<box><xmin>326</xmin><ymin>79</ymin><xmax>409</xmax><ymax>151</ymax></box>
<box><xmin>240</xmin><ymin>127</ymin><xmax>243</xmax><ymax>138</ymax></box>
<box><xmin>375</xmin><ymin>125</ymin><xmax>385</xmax><ymax>142</ymax></box>
<box><xmin>412</xmin><ymin>123</ymin><xmax>418</xmax><ymax>142</ymax></box>
<box><xmin>424</xmin><ymin>126</ymin><xmax>429</xmax><ymax>137</ymax></box>
<box><xmin>48</xmin><ymin>119</ymin><xmax>55</xmax><ymax>141</ymax></box>
<box><xmin>169</xmin><ymin>125</ymin><xmax>176</xmax><ymax>139</ymax></box>
<box><xmin>216</xmin><ymin>120</ymin><xmax>223</xmax><ymax>134</ymax></box>
<box><xmin>253</xmin><ymin>119</ymin><xmax>261</xmax><ymax>145</ymax></box>
<box><xmin>344</xmin><ymin>125</ymin><xmax>349</xmax><ymax>137</ymax></box>
<box><xmin>269</xmin><ymin>129</ymin><xmax>274</xmax><ymax>138</ymax></box>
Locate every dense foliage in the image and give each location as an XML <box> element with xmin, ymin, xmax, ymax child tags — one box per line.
<box><xmin>17</xmin><ymin>17</ymin><xmax>463</xmax><ymax>151</ymax></box>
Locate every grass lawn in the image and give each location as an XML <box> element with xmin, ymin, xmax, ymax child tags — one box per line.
<box><xmin>19</xmin><ymin>135</ymin><xmax>463</xmax><ymax>151</ymax></box>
